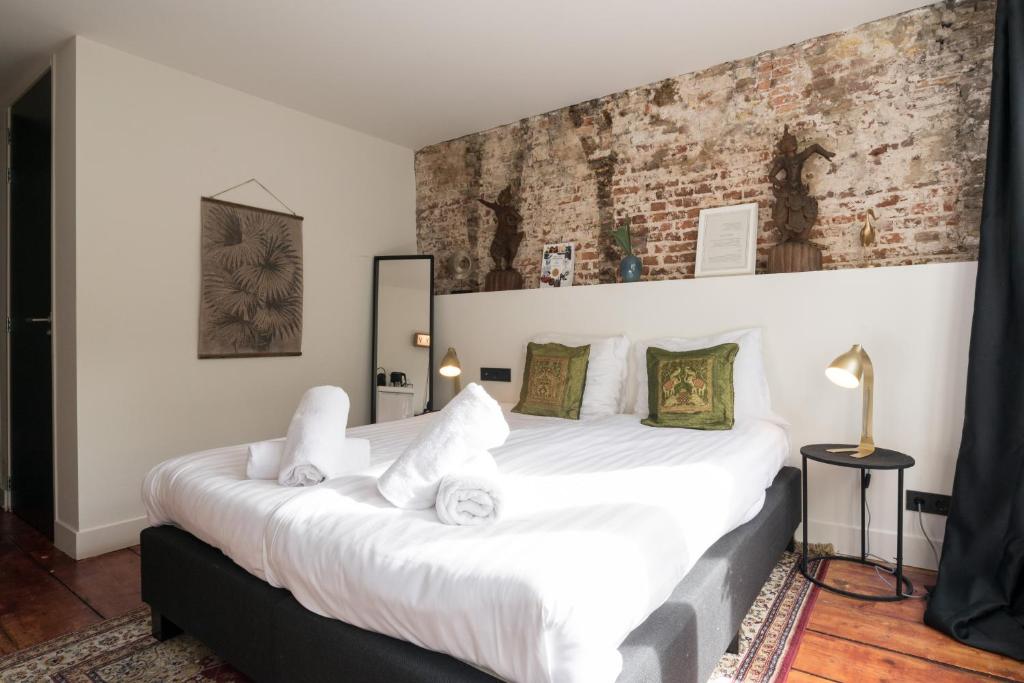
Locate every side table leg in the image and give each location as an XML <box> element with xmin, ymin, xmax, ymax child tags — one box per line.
<box><xmin>896</xmin><ymin>467</ymin><xmax>905</xmax><ymax>598</ymax></box>
<box><xmin>802</xmin><ymin>454</ymin><xmax>809</xmax><ymax>574</ymax></box>
<box><xmin>860</xmin><ymin>469</ymin><xmax>867</xmax><ymax>562</ymax></box>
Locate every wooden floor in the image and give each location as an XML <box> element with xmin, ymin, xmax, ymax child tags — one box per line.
<box><xmin>0</xmin><ymin>510</ymin><xmax>143</xmax><ymax>655</ymax></box>
<box><xmin>1</xmin><ymin>509</ymin><xmax>1021</xmax><ymax>681</ymax></box>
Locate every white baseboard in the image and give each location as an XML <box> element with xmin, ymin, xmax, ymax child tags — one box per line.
<box><xmin>53</xmin><ymin>518</ymin><xmax>78</xmax><ymax>555</ymax></box>
<box><xmin>801</xmin><ymin>517</ymin><xmax>943</xmax><ymax>571</ymax></box>
<box><xmin>54</xmin><ymin>515</ymin><xmax>149</xmax><ymax>560</ymax></box>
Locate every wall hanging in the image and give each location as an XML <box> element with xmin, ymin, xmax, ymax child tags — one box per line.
<box><xmin>198</xmin><ymin>179</ymin><xmax>303</xmax><ymax>358</ymax></box>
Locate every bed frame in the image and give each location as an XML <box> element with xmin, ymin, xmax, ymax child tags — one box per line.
<box><xmin>141</xmin><ymin>466</ymin><xmax>800</xmax><ymax>683</ymax></box>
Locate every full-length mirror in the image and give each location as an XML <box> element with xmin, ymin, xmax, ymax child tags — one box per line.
<box><xmin>372</xmin><ymin>256</ymin><xmax>434</xmax><ymax>423</ymax></box>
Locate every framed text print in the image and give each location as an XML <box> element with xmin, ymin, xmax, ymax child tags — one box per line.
<box><xmin>695</xmin><ymin>203</ymin><xmax>758</xmax><ymax>278</ymax></box>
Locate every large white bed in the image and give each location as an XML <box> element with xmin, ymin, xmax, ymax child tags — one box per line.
<box><xmin>143</xmin><ymin>409</ymin><xmax>788</xmax><ymax>683</ymax></box>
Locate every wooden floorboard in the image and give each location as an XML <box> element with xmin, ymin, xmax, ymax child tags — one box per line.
<box><xmin>791</xmin><ymin>631</ymin><xmax>998</xmax><ymax>682</ymax></box>
<box><xmin>808</xmin><ymin>595</ymin><xmax>1024</xmax><ymax>681</ymax></box>
<box><xmin>789</xmin><ymin>560</ymin><xmax>1024</xmax><ymax>683</ymax></box>
<box><xmin>0</xmin><ymin>509</ymin><xmax>1019</xmax><ymax>682</ymax></box>
<box><xmin>50</xmin><ymin>549</ymin><xmax>143</xmax><ymax>619</ymax></box>
<box><xmin>786</xmin><ymin>670</ymin><xmax>839</xmax><ymax>683</ymax></box>
<box><xmin>0</xmin><ymin>539</ymin><xmax>102</xmax><ymax>651</ymax></box>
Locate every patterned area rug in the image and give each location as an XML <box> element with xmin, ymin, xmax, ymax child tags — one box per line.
<box><xmin>0</xmin><ymin>552</ymin><xmax>824</xmax><ymax>683</ymax></box>
<box><xmin>710</xmin><ymin>552</ymin><xmax>826</xmax><ymax>682</ymax></box>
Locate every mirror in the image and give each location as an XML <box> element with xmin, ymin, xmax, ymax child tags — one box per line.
<box><xmin>372</xmin><ymin>256</ymin><xmax>434</xmax><ymax>423</ymax></box>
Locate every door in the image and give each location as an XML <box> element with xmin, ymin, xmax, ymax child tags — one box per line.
<box><xmin>7</xmin><ymin>70</ymin><xmax>53</xmax><ymax>539</ymax></box>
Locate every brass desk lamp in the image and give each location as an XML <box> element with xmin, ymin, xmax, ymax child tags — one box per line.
<box><xmin>825</xmin><ymin>344</ymin><xmax>875</xmax><ymax>457</ymax></box>
<box><xmin>439</xmin><ymin>347</ymin><xmax>462</xmax><ymax>395</ymax></box>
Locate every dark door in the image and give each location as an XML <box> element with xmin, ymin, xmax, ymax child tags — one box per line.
<box><xmin>8</xmin><ymin>71</ymin><xmax>53</xmax><ymax>539</ymax></box>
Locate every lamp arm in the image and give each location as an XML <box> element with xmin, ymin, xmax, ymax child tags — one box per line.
<box><xmin>859</xmin><ymin>352</ymin><xmax>875</xmax><ymax>455</ymax></box>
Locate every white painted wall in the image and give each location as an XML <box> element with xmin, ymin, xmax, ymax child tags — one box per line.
<box><xmin>60</xmin><ymin>37</ymin><xmax>415</xmax><ymax>557</ymax></box>
<box><xmin>434</xmin><ymin>261</ymin><xmax>976</xmax><ymax>569</ymax></box>
<box><xmin>53</xmin><ymin>41</ymin><xmax>79</xmax><ymax>546</ymax></box>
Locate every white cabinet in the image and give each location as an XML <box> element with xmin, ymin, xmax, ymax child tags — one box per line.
<box><xmin>376</xmin><ymin>386</ymin><xmax>416</xmax><ymax>422</ymax></box>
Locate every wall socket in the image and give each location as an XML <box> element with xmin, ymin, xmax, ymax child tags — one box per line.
<box><xmin>906</xmin><ymin>490</ymin><xmax>951</xmax><ymax>516</ymax></box>
<box><xmin>480</xmin><ymin>367</ymin><xmax>511</xmax><ymax>382</ymax></box>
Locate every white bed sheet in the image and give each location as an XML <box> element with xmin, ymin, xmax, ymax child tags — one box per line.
<box><xmin>145</xmin><ymin>411</ymin><xmax>787</xmax><ymax>683</ymax></box>
<box><xmin>141</xmin><ymin>415</ymin><xmax>433</xmax><ymax>579</ymax></box>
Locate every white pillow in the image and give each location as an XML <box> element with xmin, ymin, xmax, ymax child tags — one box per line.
<box><xmin>633</xmin><ymin>328</ymin><xmax>773</xmax><ymax>422</ymax></box>
<box><xmin>528</xmin><ymin>333</ymin><xmax>630</xmax><ymax>419</ymax></box>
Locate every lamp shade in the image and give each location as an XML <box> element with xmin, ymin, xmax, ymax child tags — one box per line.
<box><xmin>826</xmin><ymin>344</ymin><xmax>866</xmax><ymax>389</ymax></box>
<box><xmin>439</xmin><ymin>347</ymin><xmax>462</xmax><ymax>377</ymax></box>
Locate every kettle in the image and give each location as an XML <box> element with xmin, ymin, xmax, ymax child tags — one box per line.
<box><xmin>389</xmin><ymin>371</ymin><xmax>408</xmax><ymax>387</ymax></box>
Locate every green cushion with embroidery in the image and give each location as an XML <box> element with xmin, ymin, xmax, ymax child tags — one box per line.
<box><xmin>512</xmin><ymin>342</ymin><xmax>590</xmax><ymax>420</ymax></box>
<box><xmin>641</xmin><ymin>343</ymin><xmax>738</xmax><ymax>430</ymax></box>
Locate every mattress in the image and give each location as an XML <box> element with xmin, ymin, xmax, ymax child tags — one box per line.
<box><xmin>143</xmin><ymin>411</ymin><xmax>788</xmax><ymax>683</ymax></box>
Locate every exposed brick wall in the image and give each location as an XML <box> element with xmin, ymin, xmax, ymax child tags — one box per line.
<box><xmin>416</xmin><ymin>0</ymin><xmax>994</xmax><ymax>294</ymax></box>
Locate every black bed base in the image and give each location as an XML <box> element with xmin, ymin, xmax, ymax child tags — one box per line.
<box><xmin>141</xmin><ymin>466</ymin><xmax>800</xmax><ymax>683</ymax></box>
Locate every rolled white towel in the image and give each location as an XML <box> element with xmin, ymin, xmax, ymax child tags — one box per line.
<box><xmin>435</xmin><ymin>451</ymin><xmax>504</xmax><ymax>526</ymax></box>
<box><xmin>377</xmin><ymin>383</ymin><xmax>509</xmax><ymax>509</ymax></box>
<box><xmin>279</xmin><ymin>386</ymin><xmax>351</xmax><ymax>487</ymax></box>
<box><xmin>247</xmin><ymin>438</ymin><xmax>371</xmax><ymax>482</ymax></box>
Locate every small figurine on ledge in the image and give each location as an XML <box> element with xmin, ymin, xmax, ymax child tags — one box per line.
<box><xmin>767</xmin><ymin>126</ymin><xmax>835</xmax><ymax>273</ymax></box>
<box><xmin>478</xmin><ymin>185</ymin><xmax>525</xmax><ymax>291</ymax></box>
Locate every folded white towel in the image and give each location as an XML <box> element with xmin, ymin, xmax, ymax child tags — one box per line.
<box><xmin>377</xmin><ymin>383</ymin><xmax>509</xmax><ymax>509</ymax></box>
<box><xmin>435</xmin><ymin>451</ymin><xmax>504</xmax><ymax>526</ymax></box>
<box><xmin>246</xmin><ymin>438</ymin><xmax>287</xmax><ymax>480</ymax></box>
<box><xmin>279</xmin><ymin>386</ymin><xmax>352</xmax><ymax>487</ymax></box>
<box><xmin>247</xmin><ymin>438</ymin><xmax>371</xmax><ymax>482</ymax></box>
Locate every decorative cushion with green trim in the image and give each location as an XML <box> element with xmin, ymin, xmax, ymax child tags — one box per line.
<box><xmin>512</xmin><ymin>342</ymin><xmax>591</xmax><ymax>420</ymax></box>
<box><xmin>641</xmin><ymin>343</ymin><xmax>739</xmax><ymax>430</ymax></box>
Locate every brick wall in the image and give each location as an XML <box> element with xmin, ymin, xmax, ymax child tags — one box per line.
<box><xmin>416</xmin><ymin>0</ymin><xmax>994</xmax><ymax>294</ymax></box>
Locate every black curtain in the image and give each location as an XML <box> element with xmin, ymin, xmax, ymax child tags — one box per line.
<box><xmin>923</xmin><ymin>0</ymin><xmax>1024</xmax><ymax>660</ymax></box>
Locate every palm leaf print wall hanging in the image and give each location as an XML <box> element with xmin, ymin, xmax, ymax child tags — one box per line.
<box><xmin>198</xmin><ymin>198</ymin><xmax>303</xmax><ymax>358</ymax></box>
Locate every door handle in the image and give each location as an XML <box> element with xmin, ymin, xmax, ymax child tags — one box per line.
<box><xmin>25</xmin><ymin>316</ymin><xmax>51</xmax><ymax>324</ymax></box>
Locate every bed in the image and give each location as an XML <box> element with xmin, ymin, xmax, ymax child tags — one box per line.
<box><xmin>141</xmin><ymin>409</ymin><xmax>800</xmax><ymax>683</ymax></box>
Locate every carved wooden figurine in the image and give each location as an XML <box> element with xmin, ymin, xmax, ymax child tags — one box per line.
<box><xmin>767</xmin><ymin>126</ymin><xmax>835</xmax><ymax>273</ymax></box>
<box><xmin>478</xmin><ymin>185</ymin><xmax>525</xmax><ymax>291</ymax></box>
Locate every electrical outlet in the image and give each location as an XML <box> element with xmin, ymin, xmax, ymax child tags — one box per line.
<box><xmin>480</xmin><ymin>367</ymin><xmax>511</xmax><ymax>382</ymax></box>
<box><xmin>906</xmin><ymin>490</ymin><xmax>951</xmax><ymax>516</ymax></box>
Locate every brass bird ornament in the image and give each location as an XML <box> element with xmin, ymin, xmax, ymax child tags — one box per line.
<box><xmin>860</xmin><ymin>209</ymin><xmax>877</xmax><ymax>247</ymax></box>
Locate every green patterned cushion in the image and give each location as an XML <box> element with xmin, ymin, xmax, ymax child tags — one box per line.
<box><xmin>641</xmin><ymin>343</ymin><xmax>738</xmax><ymax>430</ymax></box>
<box><xmin>512</xmin><ymin>342</ymin><xmax>590</xmax><ymax>420</ymax></box>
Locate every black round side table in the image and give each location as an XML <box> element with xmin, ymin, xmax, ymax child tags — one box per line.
<box><xmin>800</xmin><ymin>444</ymin><xmax>916</xmax><ymax>601</ymax></box>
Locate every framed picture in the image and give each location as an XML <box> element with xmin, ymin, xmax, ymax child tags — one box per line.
<box><xmin>539</xmin><ymin>242</ymin><xmax>575</xmax><ymax>288</ymax></box>
<box><xmin>199</xmin><ymin>198</ymin><xmax>303</xmax><ymax>358</ymax></box>
<box><xmin>695</xmin><ymin>203</ymin><xmax>758</xmax><ymax>277</ymax></box>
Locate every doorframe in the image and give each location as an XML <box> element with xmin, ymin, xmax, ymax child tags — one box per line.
<box><xmin>0</xmin><ymin>62</ymin><xmax>56</xmax><ymax>517</ymax></box>
<box><xmin>1</xmin><ymin>104</ymin><xmax>9</xmax><ymax>512</ymax></box>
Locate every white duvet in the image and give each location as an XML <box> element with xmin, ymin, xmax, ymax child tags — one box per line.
<box><xmin>143</xmin><ymin>410</ymin><xmax>788</xmax><ymax>683</ymax></box>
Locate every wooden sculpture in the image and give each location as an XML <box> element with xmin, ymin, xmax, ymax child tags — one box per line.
<box><xmin>767</xmin><ymin>126</ymin><xmax>835</xmax><ymax>273</ymax></box>
<box><xmin>478</xmin><ymin>185</ymin><xmax>525</xmax><ymax>291</ymax></box>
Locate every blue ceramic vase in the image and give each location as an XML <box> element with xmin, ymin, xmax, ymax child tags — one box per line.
<box><xmin>620</xmin><ymin>255</ymin><xmax>642</xmax><ymax>283</ymax></box>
